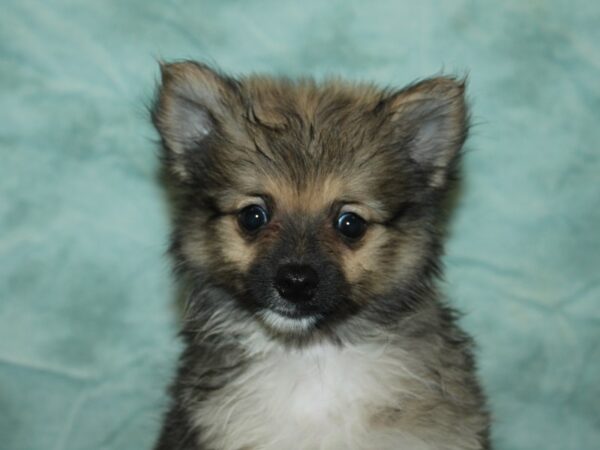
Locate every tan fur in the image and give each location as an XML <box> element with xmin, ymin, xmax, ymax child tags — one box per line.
<box><xmin>262</xmin><ymin>174</ymin><xmax>345</xmax><ymax>214</ymax></box>
<box><xmin>181</xmin><ymin>216</ymin><xmax>257</xmax><ymax>275</ymax></box>
<box><xmin>220</xmin><ymin>217</ymin><xmax>257</xmax><ymax>273</ymax></box>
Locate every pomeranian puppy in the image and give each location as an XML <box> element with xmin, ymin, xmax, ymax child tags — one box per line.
<box><xmin>151</xmin><ymin>61</ymin><xmax>490</xmax><ymax>450</ymax></box>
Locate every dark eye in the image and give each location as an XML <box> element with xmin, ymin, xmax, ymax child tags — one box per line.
<box><xmin>238</xmin><ymin>205</ymin><xmax>269</xmax><ymax>232</ymax></box>
<box><xmin>335</xmin><ymin>212</ymin><xmax>367</xmax><ymax>240</ymax></box>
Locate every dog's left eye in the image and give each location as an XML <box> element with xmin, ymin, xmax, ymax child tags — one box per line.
<box><xmin>239</xmin><ymin>205</ymin><xmax>269</xmax><ymax>232</ymax></box>
<box><xmin>335</xmin><ymin>212</ymin><xmax>367</xmax><ymax>240</ymax></box>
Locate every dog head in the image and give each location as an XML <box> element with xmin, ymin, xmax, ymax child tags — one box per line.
<box><xmin>153</xmin><ymin>62</ymin><xmax>467</xmax><ymax>336</ymax></box>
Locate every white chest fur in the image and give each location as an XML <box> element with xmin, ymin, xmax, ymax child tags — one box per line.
<box><xmin>192</xmin><ymin>339</ymin><xmax>438</xmax><ymax>450</ymax></box>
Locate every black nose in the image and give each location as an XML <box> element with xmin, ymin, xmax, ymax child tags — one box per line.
<box><xmin>274</xmin><ymin>264</ymin><xmax>319</xmax><ymax>302</ymax></box>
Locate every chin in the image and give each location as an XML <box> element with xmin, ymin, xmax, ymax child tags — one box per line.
<box><xmin>258</xmin><ymin>310</ymin><xmax>318</xmax><ymax>335</ymax></box>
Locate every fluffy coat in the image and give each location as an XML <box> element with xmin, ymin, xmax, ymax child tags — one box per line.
<box><xmin>151</xmin><ymin>61</ymin><xmax>490</xmax><ymax>450</ymax></box>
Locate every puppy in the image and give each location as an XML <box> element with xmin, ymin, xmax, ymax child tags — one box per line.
<box><xmin>151</xmin><ymin>61</ymin><xmax>490</xmax><ymax>450</ymax></box>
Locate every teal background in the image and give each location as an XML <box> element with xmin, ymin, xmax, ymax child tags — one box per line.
<box><xmin>1</xmin><ymin>1</ymin><xmax>599</xmax><ymax>449</ymax></box>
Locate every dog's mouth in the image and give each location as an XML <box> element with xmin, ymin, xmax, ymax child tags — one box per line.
<box><xmin>254</xmin><ymin>289</ymin><xmax>322</xmax><ymax>334</ymax></box>
<box><xmin>258</xmin><ymin>309</ymin><xmax>319</xmax><ymax>334</ymax></box>
<box><xmin>268</xmin><ymin>302</ymin><xmax>304</xmax><ymax>318</ymax></box>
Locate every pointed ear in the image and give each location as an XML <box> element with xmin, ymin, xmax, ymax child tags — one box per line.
<box><xmin>152</xmin><ymin>61</ymin><xmax>241</xmax><ymax>177</ymax></box>
<box><xmin>387</xmin><ymin>77</ymin><xmax>468</xmax><ymax>187</ymax></box>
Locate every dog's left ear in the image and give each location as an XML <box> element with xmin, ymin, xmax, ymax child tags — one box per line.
<box><xmin>386</xmin><ymin>77</ymin><xmax>468</xmax><ymax>187</ymax></box>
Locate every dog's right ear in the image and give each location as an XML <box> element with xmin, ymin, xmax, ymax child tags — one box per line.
<box><xmin>152</xmin><ymin>61</ymin><xmax>241</xmax><ymax>178</ymax></box>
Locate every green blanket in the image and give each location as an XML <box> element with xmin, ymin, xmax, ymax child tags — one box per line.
<box><xmin>1</xmin><ymin>1</ymin><xmax>599</xmax><ymax>449</ymax></box>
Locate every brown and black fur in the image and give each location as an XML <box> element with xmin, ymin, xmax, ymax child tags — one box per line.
<box><xmin>151</xmin><ymin>61</ymin><xmax>490</xmax><ymax>450</ymax></box>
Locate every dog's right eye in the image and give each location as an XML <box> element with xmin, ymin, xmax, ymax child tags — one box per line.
<box><xmin>238</xmin><ymin>205</ymin><xmax>269</xmax><ymax>232</ymax></box>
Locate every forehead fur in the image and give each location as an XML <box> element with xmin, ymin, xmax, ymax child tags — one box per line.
<box><xmin>242</xmin><ymin>76</ymin><xmax>393</xmax><ymax>170</ymax></box>
<box><xmin>210</xmin><ymin>77</ymin><xmax>414</xmax><ymax>215</ymax></box>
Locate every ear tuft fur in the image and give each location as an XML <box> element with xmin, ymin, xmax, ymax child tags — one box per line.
<box><xmin>387</xmin><ymin>77</ymin><xmax>468</xmax><ymax>187</ymax></box>
<box><xmin>152</xmin><ymin>62</ymin><xmax>240</xmax><ymax>178</ymax></box>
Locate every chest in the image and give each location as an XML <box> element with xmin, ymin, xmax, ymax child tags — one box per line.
<box><xmin>192</xmin><ymin>343</ymin><xmax>432</xmax><ymax>450</ymax></box>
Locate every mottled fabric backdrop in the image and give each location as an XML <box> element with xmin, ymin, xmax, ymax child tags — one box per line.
<box><xmin>1</xmin><ymin>1</ymin><xmax>599</xmax><ymax>449</ymax></box>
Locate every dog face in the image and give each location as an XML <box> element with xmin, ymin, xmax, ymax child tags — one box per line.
<box><xmin>153</xmin><ymin>62</ymin><xmax>467</xmax><ymax>335</ymax></box>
